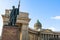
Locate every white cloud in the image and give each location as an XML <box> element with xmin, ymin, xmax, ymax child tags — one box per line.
<box><xmin>47</xmin><ymin>27</ymin><xmax>56</xmax><ymax>31</ymax></box>
<box><xmin>51</xmin><ymin>16</ymin><xmax>60</xmax><ymax>19</ymax></box>
<box><xmin>0</xmin><ymin>15</ymin><xmax>3</xmax><ymax>36</ymax></box>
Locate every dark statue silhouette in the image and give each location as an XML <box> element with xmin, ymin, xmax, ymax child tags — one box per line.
<box><xmin>8</xmin><ymin>1</ymin><xmax>20</xmax><ymax>26</ymax></box>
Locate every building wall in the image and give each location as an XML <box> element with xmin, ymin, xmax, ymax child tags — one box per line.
<box><xmin>28</xmin><ymin>32</ymin><xmax>38</xmax><ymax>40</ymax></box>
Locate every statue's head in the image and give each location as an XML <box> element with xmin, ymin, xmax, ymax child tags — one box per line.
<box><xmin>12</xmin><ymin>6</ymin><xmax>15</xmax><ymax>9</ymax></box>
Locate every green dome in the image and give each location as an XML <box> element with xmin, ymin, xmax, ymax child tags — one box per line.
<box><xmin>34</xmin><ymin>20</ymin><xmax>42</xmax><ymax>29</ymax></box>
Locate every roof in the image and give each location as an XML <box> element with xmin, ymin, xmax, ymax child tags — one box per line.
<box><xmin>28</xmin><ymin>28</ymin><xmax>60</xmax><ymax>35</ymax></box>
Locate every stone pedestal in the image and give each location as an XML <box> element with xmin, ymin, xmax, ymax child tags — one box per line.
<box><xmin>2</xmin><ymin>25</ymin><xmax>20</xmax><ymax>40</ymax></box>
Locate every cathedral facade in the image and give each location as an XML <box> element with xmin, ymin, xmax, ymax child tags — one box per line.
<box><xmin>2</xmin><ymin>9</ymin><xmax>60</xmax><ymax>40</ymax></box>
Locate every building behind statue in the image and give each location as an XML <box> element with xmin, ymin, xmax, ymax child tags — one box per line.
<box><xmin>2</xmin><ymin>9</ymin><xmax>60</xmax><ymax>40</ymax></box>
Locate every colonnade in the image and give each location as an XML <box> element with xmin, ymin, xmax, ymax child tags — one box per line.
<box><xmin>41</xmin><ymin>34</ymin><xmax>59</xmax><ymax>40</ymax></box>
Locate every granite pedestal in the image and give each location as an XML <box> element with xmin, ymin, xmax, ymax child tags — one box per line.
<box><xmin>2</xmin><ymin>25</ymin><xmax>20</xmax><ymax>40</ymax></box>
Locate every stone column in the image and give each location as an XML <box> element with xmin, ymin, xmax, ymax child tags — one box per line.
<box><xmin>20</xmin><ymin>23</ymin><xmax>28</xmax><ymax>40</ymax></box>
<box><xmin>38</xmin><ymin>36</ymin><xmax>40</xmax><ymax>40</ymax></box>
<box><xmin>39</xmin><ymin>33</ymin><xmax>42</xmax><ymax>40</ymax></box>
<box><xmin>42</xmin><ymin>34</ymin><xmax>44</xmax><ymax>40</ymax></box>
<box><xmin>48</xmin><ymin>34</ymin><xmax>50</xmax><ymax>40</ymax></box>
<box><xmin>43</xmin><ymin>34</ymin><xmax>44</xmax><ymax>40</ymax></box>
<box><xmin>46</xmin><ymin>34</ymin><xmax>48</xmax><ymax>40</ymax></box>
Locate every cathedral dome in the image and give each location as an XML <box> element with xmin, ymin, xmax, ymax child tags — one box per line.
<box><xmin>34</xmin><ymin>20</ymin><xmax>42</xmax><ymax>30</ymax></box>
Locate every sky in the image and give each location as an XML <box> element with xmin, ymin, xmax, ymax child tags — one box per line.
<box><xmin>0</xmin><ymin>0</ymin><xmax>60</xmax><ymax>36</ymax></box>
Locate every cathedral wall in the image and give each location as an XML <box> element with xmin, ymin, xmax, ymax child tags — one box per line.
<box><xmin>28</xmin><ymin>32</ymin><xmax>39</xmax><ymax>40</ymax></box>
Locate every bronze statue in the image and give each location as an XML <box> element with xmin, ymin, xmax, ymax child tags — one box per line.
<box><xmin>8</xmin><ymin>1</ymin><xmax>20</xmax><ymax>26</ymax></box>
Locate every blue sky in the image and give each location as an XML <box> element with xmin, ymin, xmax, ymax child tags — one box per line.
<box><xmin>0</xmin><ymin>0</ymin><xmax>60</xmax><ymax>35</ymax></box>
<box><xmin>20</xmin><ymin>0</ymin><xmax>60</xmax><ymax>31</ymax></box>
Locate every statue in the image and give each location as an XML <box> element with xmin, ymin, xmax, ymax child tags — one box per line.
<box><xmin>8</xmin><ymin>1</ymin><xmax>20</xmax><ymax>26</ymax></box>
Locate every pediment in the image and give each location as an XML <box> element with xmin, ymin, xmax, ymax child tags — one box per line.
<box><xmin>41</xmin><ymin>29</ymin><xmax>53</xmax><ymax>33</ymax></box>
